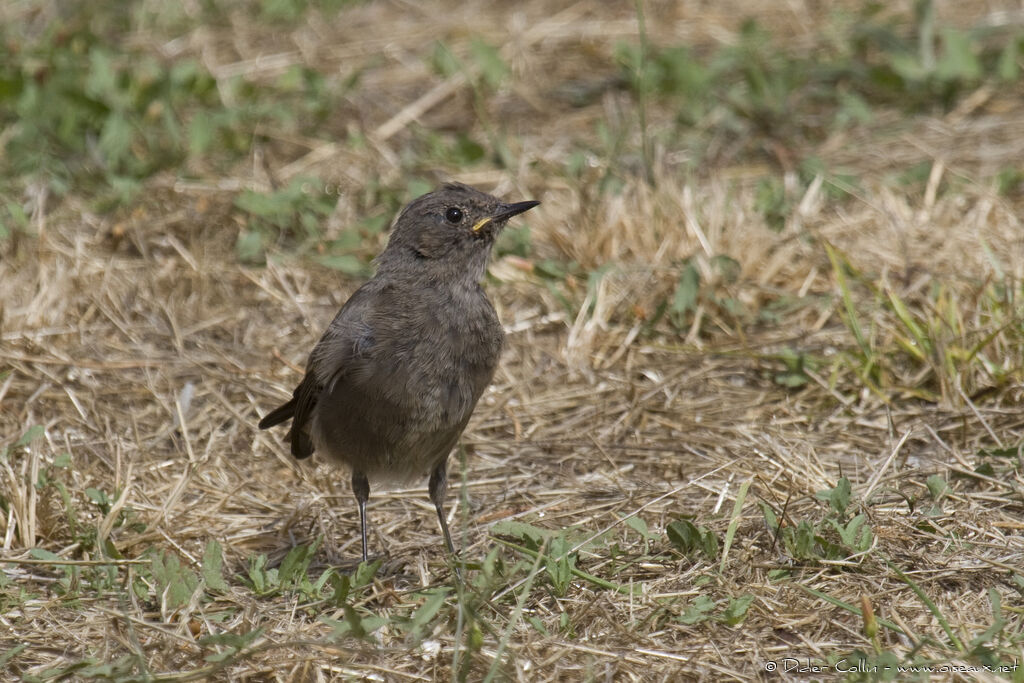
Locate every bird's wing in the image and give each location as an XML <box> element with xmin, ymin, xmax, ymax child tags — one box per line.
<box><xmin>258</xmin><ymin>283</ymin><xmax>379</xmax><ymax>459</ymax></box>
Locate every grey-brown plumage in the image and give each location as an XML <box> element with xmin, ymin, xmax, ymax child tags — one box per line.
<box><xmin>258</xmin><ymin>183</ymin><xmax>539</xmax><ymax>563</ymax></box>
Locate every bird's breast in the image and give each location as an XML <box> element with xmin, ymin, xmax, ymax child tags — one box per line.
<box><xmin>344</xmin><ymin>286</ymin><xmax>502</xmax><ymax>426</ymax></box>
<box><xmin>310</xmin><ymin>282</ymin><xmax>504</xmax><ymax>479</ymax></box>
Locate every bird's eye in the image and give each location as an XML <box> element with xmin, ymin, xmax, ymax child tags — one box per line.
<box><xmin>445</xmin><ymin>207</ymin><xmax>464</xmax><ymax>224</ymax></box>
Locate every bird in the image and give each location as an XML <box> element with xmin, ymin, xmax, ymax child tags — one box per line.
<box><xmin>258</xmin><ymin>182</ymin><xmax>539</xmax><ymax>564</ymax></box>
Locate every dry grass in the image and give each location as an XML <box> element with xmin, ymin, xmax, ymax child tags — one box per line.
<box><xmin>3</xmin><ymin>1</ymin><xmax>1024</xmax><ymax>680</ymax></box>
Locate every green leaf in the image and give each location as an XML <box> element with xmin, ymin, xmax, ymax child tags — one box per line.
<box><xmin>85</xmin><ymin>487</ymin><xmax>110</xmax><ymax>507</ymax></box>
<box><xmin>755</xmin><ymin>176</ymin><xmax>788</xmax><ymax>231</ymax></box>
<box><xmin>277</xmin><ymin>546</ymin><xmax>303</xmax><ymax>585</ymax></box>
<box><xmin>430</xmin><ymin>41</ymin><xmax>460</xmax><ymax>78</ymax></box>
<box><xmin>815</xmin><ymin>477</ymin><xmax>851</xmax><ymax>517</ymax></box>
<box><xmin>997</xmin><ymin>39</ymin><xmax>1020</xmax><ymax>82</ymax></box>
<box><xmin>341</xmin><ymin>603</ymin><xmax>372</xmax><ymax>640</ymax></box>
<box><xmin>491</xmin><ymin>520</ymin><xmax>548</xmax><ymax>546</ymax></box>
<box><xmin>98</xmin><ymin>113</ymin><xmax>135</xmax><ymax>168</ymax></box>
<box><xmin>321</xmin><ymin>612</ymin><xmax>387</xmax><ymax>642</ymax></box>
<box><xmin>667</xmin><ymin>519</ymin><xmax>701</xmax><ymax>553</ymax></box>
<box><xmin>188</xmin><ymin>110</ymin><xmax>216</xmax><ymax>155</ymax></box>
<box><xmin>789</xmin><ymin>520</ymin><xmax>817</xmax><ymax>559</ymax></box>
<box><xmin>720</xmin><ymin>594</ymin><xmax>754</xmax><ymax>626</ymax></box>
<box><xmin>623</xmin><ymin>515</ymin><xmax>658</xmax><ymax>541</ymax></box>
<box><xmin>720</xmin><ymin>479</ymin><xmax>751</xmax><ymax>572</ymax></box>
<box><xmin>774</xmin><ymin>370</ymin><xmax>809</xmax><ymax>388</ymax></box>
<box><xmin>0</xmin><ymin>202</ymin><xmax>26</xmax><ymax>241</ymax></box>
<box><xmin>317</xmin><ymin>253</ymin><xmax>366</xmax><ymax>276</ymax></box>
<box><xmin>545</xmin><ymin>532</ymin><xmax>577</xmax><ymax>596</ymax></box>
<box><xmin>75</xmin><ymin>656</ymin><xmax>137</xmax><ymax>678</ymax></box>
<box><xmin>28</xmin><ymin>548</ymin><xmax>62</xmax><ymax>562</ymax></box>
<box><xmin>830</xmin><ymin>513</ymin><xmax>873</xmax><ymax>552</ymax></box>
<box><xmin>451</xmin><ymin>133</ymin><xmax>485</xmax><ymax>164</ymax></box>
<box><xmin>824</xmin><ymin>243</ymin><xmax>870</xmax><ymax>358</ymax></box>
<box><xmin>836</xmin><ymin>91</ymin><xmax>873</xmax><ymax>127</ymax></box>
<box><xmin>974</xmin><ymin>462</ymin><xmax>996</xmax><ymax>478</ymax></box>
<box><xmin>246</xmin><ymin>553</ymin><xmax>278</xmax><ymax>595</ymax></box>
<box><xmin>358</xmin><ymin>213</ymin><xmax>390</xmax><ymax>235</ymax></box>
<box><xmin>678</xmin><ymin>595</ymin><xmax>717</xmax><ymax>624</ymax></box>
<box><xmin>312</xmin><ymin>566</ymin><xmax>335</xmax><ymax>594</ymax></box>
<box><xmin>235</xmin><ymin>190</ymin><xmax>289</xmax><ymax>219</ymax></box>
<box><xmin>760</xmin><ymin>502</ymin><xmax>779</xmax><ymax>531</ymax></box>
<box><xmin>0</xmin><ymin>644</ymin><xmax>27</xmax><ymax>669</ymax></box>
<box><xmin>935</xmin><ymin>28</ymin><xmax>981</xmax><ymax>82</ymax></box>
<box><xmin>103</xmin><ymin>537</ymin><xmax>124</xmax><ymax>560</ymax></box>
<box><xmin>671</xmin><ymin>261</ymin><xmax>700</xmax><ymax>317</ymax></box>
<box><xmin>200</xmin><ymin>627</ymin><xmax>265</xmax><ymax>663</ymax></box>
<box><xmin>353</xmin><ymin>558</ymin><xmax>382</xmax><ymax>588</ymax></box>
<box><xmin>132</xmin><ymin>576</ymin><xmax>149</xmax><ymax>601</ymax></box>
<box><xmin>534</xmin><ymin>259</ymin><xmax>568</xmax><ymax>279</ymax></box>
<box><xmin>15</xmin><ymin>425</ymin><xmax>44</xmax><ymax>448</ymax></box>
<box><xmin>885</xmin><ymin>288</ymin><xmax>930</xmax><ymax>358</ymax></box>
<box><xmin>202</xmin><ymin>540</ymin><xmax>228</xmax><ymax>592</ymax></box>
<box><xmin>925</xmin><ymin>474</ymin><xmax>948</xmax><ymax>500</ymax></box>
<box><xmin>84</xmin><ymin>48</ymin><xmax>119</xmax><ymax>101</ymax></box>
<box><xmin>405</xmin><ymin>178</ymin><xmax>432</xmax><ymax>201</ymax></box>
<box><xmin>151</xmin><ymin>550</ymin><xmax>200</xmax><ymax>610</ymax></box>
<box><xmin>495</xmin><ymin>224</ymin><xmax>531</xmax><ymax>259</ymax></box>
<box><xmin>978</xmin><ymin>445</ymin><xmax>1024</xmax><ymax>459</ymax></box>
<box><xmin>666</xmin><ymin>519</ymin><xmax>718</xmax><ymax>560</ymax></box>
<box><xmin>408</xmin><ymin>589</ymin><xmax>449</xmax><ymax>640</ymax></box>
<box><xmin>968</xmin><ymin>588</ymin><xmax>1005</xmax><ymax>653</ymax></box>
<box><xmin>470</xmin><ymin>39</ymin><xmax>509</xmax><ymax>89</ymax></box>
<box><xmin>106</xmin><ymin>176</ymin><xmax>142</xmax><ymax>207</ymax></box>
<box><xmin>325</xmin><ymin>571</ymin><xmax>350</xmax><ymax>608</ymax></box>
<box><xmin>235</xmin><ymin>230</ymin><xmax>265</xmax><ymax>264</ymax></box>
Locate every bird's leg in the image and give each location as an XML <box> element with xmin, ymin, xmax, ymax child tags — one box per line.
<box><xmin>428</xmin><ymin>461</ymin><xmax>457</xmax><ymax>558</ymax></box>
<box><xmin>351</xmin><ymin>470</ymin><xmax>370</xmax><ymax>563</ymax></box>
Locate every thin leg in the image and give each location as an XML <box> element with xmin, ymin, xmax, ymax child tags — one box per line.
<box><xmin>428</xmin><ymin>461</ymin><xmax>456</xmax><ymax>556</ymax></box>
<box><xmin>352</xmin><ymin>470</ymin><xmax>370</xmax><ymax>563</ymax></box>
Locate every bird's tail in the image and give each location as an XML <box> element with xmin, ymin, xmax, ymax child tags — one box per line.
<box><xmin>258</xmin><ymin>398</ymin><xmax>314</xmax><ymax>459</ymax></box>
<box><xmin>258</xmin><ymin>399</ymin><xmax>295</xmax><ymax>429</ymax></box>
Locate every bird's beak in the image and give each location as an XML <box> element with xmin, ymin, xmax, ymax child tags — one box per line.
<box><xmin>472</xmin><ymin>200</ymin><xmax>541</xmax><ymax>232</ymax></box>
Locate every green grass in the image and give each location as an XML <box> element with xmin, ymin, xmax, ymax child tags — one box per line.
<box><xmin>824</xmin><ymin>242</ymin><xmax>1024</xmax><ymax>404</ymax></box>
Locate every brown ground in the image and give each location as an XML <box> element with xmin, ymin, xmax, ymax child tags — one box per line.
<box><xmin>3</xmin><ymin>1</ymin><xmax>1024</xmax><ymax>680</ymax></box>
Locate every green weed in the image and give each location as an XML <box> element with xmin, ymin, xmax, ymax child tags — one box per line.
<box><xmin>234</xmin><ymin>179</ymin><xmax>335</xmax><ymax>264</ymax></box>
<box><xmin>491</xmin><ymin>520</ymin><xmax>636</xmax><ymax>596</ymax></box>
<box><xmin>0</xmin><ymin>5</ymin><xmax>344</xmax><ymax>212</ymax></box>
<box><xmin>822</xmin><ymin>580</ymin><xmax>1023</xmax><ymax>679</ymax></box>
<box><xmin>678</xmin><ymin>593</ymin><xmax>755</xmax><ymax>627</ymax></box>
<box><xmin>666</xmin><ymin>519</ymin><xmax>719</xmax><ymax>561</ymax></box>
<box><xmin>614</xmin><ymin>5</ymin><xmax>1023</xmax><ymax>174</ymax></box>
<box><xmin>763</xmin><ymin>477</ymin><xmax>874</xmax><ymax>563</ymax></box>
<box><xmin>825</xmin><ymin>243</ymin><xmax>1024</xmax><ymax>405</ymax></box>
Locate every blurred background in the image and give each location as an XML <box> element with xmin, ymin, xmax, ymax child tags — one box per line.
<box><xmin>4</xmin><ymin>0</ymin><xmax>1022</xmax><ymax>269</ymax></box>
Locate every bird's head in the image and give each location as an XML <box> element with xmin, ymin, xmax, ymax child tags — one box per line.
<box><xmin>377</xmin><ymin>183</ymin><xmax>539</xmax><ymax>282</ymax></box>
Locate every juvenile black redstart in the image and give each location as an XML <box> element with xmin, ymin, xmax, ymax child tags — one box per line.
<box><xmin>258</xmin><ymin>183</ymin><xmax>539</xmax><ymax>563</ymax></box>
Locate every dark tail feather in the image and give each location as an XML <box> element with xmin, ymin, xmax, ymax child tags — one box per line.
<box><xmin>290</xmin><ymin>426</ymin><xmax>314</xmax><ymax>459</ymax></box>
<box><xmin>258</xmin><ymin>399</ymin><xmax>295</xmax><ymax>429</ymax></box>
<box><xmin>259</xmin><ymin>398</ymin><xmax>314</xmax><ymax>459</ymax></box>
